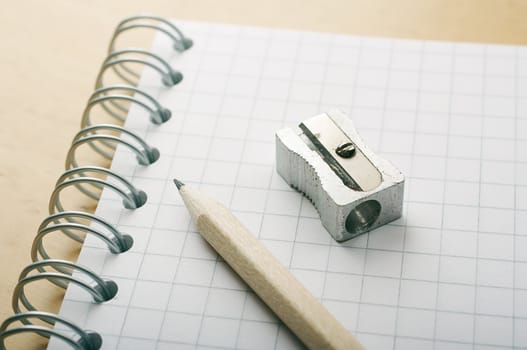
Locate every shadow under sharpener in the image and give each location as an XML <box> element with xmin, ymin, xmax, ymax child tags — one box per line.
<box><xmin>275</xmin><ymin>110</ymin><xmax>405</xmax><ymax>242</ymax></box>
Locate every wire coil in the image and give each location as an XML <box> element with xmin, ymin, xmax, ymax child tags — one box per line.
<box><xmin>95</xmin><ymin>48</ymin><xmax>182</xmax><ymax>89</ymax></box>
<box><xmin>12</xmin><ymin>260</ymin><xmax>118</xmax><ymax>316</ymax></box>
<box><xmin>49</xmin><ymin>166</ymin><xmax>147</xmax><ymax>215</ymax></box>
<box><xmin>109</xmin><ymin>15</ymin><xmax>193</xmax><ymax>53</ymax></box>
<box><xmin>33</xmin><ymin>211</ymin><xmax>134</xmax><ymax>263</ymax></box>
<box><xmin>82</xmin><ymin>85</ymin><xmax>171</xmax><ymax>125</ymax></box>
<box><xmin>66</xmin><ymin>124</ymin><xmax>160</xmax><ymax>168</ymax></box>
<box><xmin>0</xmin><ymin>15</ymin><xmax>190</xmax><ymax>349</ymax></box>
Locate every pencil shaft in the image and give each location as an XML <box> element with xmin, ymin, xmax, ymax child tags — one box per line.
<box><xmin>178</xmin><ymin>185</ymin><xmax>363</xmax><ymax>350</ymax></box>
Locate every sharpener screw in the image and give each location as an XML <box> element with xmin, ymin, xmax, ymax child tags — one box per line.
<box><xmin>335</xmin><ymin>142</ymin><xmax>356</xmax><ymax>158</ymax></box>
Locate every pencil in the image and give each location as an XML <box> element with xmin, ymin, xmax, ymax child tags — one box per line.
<box><xmin>173</xmin><ymin>179</ymin><xmax>364</xmax><ymax>350</ymax></box>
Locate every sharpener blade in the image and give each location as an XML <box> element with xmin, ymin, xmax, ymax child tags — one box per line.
<box><xmin>299</xmin><ymin>113</ymin><xmax>382</xmax><ymax>192</ymax></box>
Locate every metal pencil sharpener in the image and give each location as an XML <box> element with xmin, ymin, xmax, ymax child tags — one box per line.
<box><xmin>276</xmin><ymin>110</ymin><xmax>404</xmax><ymax>242</ymax></box>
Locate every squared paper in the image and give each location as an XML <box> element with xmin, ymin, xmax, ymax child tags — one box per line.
<box><xmin>50</xmin><ymin>20</ymin><xmax>527</xmax><ymax>350</ymax></box>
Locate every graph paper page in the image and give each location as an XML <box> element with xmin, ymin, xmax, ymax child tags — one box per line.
<box><xmin>51</xmin><ymin>20</ymin><xmax>527</xmax><ymax>350</ymax></box>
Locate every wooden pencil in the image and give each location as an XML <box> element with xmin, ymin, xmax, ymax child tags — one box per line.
<box><xmin>173</xmin><ymin>179</ymin><xmax>364</xmax><ymax>350</ymax></box>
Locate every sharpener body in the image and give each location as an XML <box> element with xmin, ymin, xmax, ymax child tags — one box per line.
<box><xmin>276</xmin><ymin>110</ymin><xmax>404</xmax><ymax>242</ymax></box>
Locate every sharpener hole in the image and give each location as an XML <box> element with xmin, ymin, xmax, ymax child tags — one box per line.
<box><xmin>345</xmin><ymin>200</ymin><xmax>381</xmax><ymax>234</ymax></box>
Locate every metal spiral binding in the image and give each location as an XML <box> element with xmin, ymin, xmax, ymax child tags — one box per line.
<box><xmin>0</xmin><ymin>311</ymin><xmax>102</xmax><ymax>350</ymax></box>
<box><xmin>49</xmin><ymin>166</ymin><xmax>147</xmax><ymax>218</ymax></box>
<box><xmin>95</xmin><ymin>48</ymin><xmax>183</xmax><ymax>89</ymax></box>
<box><xmin>82</xmin><ymin>85</ymin><xmax>171</xmax><ymax>125</ymax></box>
<box><xmin>109</xmin><ymin>15</ymin><xmax>193</xmax><ymax>53</ymax></box>
<box><xmin>66</xmin><ymin>124</ymin><xmax>160</xmax><ymax>168</ymax></box>
<box><xmin>13</xmin><ymin>260</ymin><xmax>118</xmax><ymax>316</ymax></box>
<box><xmin>0</xmin><ymin>15</ymin><xmax>191</xmax><ymax>348</ymax></box>
<box><xmin>108</xmin><ymin>15</ymin><xmax>192</xmax><ymax>86</ymax></box>
<box><xmin>94</xmin><ymin>15</ymin><xmax>191</xmax><ymax>124</ymax></box>
<box><xmin>33</xmin><ymin>211</ymin><xmax>134</xmax><ymax>263</ymax></box>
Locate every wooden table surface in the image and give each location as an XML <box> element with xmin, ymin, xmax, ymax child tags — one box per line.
<box><xmin>0</xmin><ymin>0</ymin><xmax>526</xmax><ymax>346</ymax></box>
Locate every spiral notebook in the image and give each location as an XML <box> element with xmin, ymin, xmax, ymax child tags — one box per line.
<box><xmin>2</xmin><ymin>15</ymin><xmax>527</xmax><ymax>350</ymax></box>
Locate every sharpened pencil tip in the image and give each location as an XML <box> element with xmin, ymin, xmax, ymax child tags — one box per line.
<box><xmin>173</xmin><ymin>178</ymin><xmax>185</xmax><ymax>190</ymax></box>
